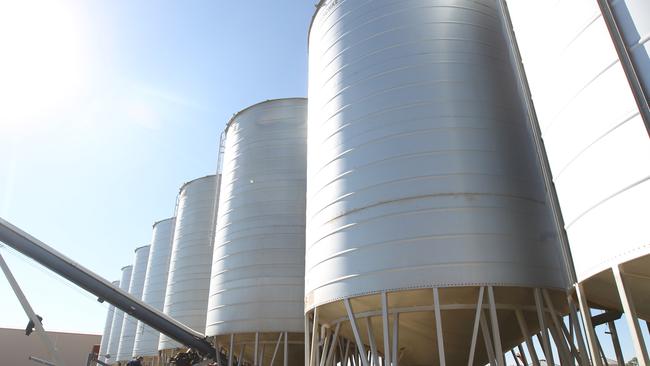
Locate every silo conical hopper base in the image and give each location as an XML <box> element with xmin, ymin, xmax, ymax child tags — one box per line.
<box><xmin>579</xmin><ymin>253</ymin><xmax>650</xmax><ymax>322</ymax></box>
<box><xmin>306</xmin><ymin>286</ymin><xmax>583</xmax><ymax>366</ymax></box>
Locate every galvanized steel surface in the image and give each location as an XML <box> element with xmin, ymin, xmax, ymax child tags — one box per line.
<box><xmin>609</xmin><ymin>0</ymin><xmax>650</xmax><ymax>104</ymax></box>
<box><xmin>206</xmin><ymin>98</ymin><xmax>307</xmax><ymax>336</ymax></box>
<box><xmin>305</xmin><ymin>0</ymin><xmax>567</xmax><ymax>308</ymax></box>
<box><xmin>507</xmin><ymin>0</ymin><xmax>650</xmax><ymax>281</ymax></box>
<box><xmin>133</xmin><ymin>218</ymin><xmax>175</xmax><ymax>357</ymax></box>
<box><xmin>116</xmin><ymin>245</ymin><xmax>150</xmax><ymax>361</ymax></box>
<box><xmin>98</xmin><ymin>280</ymin><xmax>120</xmax><ymax>362</ymax></box>
<box><xmin>159</xmin><ymin>175</ymin><xmax>220</xmax><ymax>350</ymax></box>
<box><xmin>105</xmin><ymin>266</ymin><xmax>132</xmax><ymax>362</ymax></box>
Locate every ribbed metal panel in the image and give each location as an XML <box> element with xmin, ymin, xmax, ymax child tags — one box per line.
<box><xmin>116</xmin><ymin>245</ymin><xmax>150</xmax><ymax>361</ymax></box>
<box><xmin>132</xmin><ymin>218</ymin><xmax>175</xmax><ymax>357</ymax></box>
<box><xmin>507</xmin><ymin>0</ymin><xmax>650</xmax><ymax>282</ymax></box>
<box><xmin>98</xmin><ymin>280</ymin><xmax>120</xmax><ymax>362</ymax></box>
<box><xmin>610</xmin><ymin>0</ymin><xmax>650</xmax><ymax>98</ymax></box>
<box><xmin>159</xmin><ymin>175</ymin><xmax>220</xmax><ymax>350</ymax></box>
<box><xmin>306</xmin><ymin>0</ymin><xmax>567</xmax><ymax>309</ymax></box>
<box><xmin>105</xmin><ymin>266</ymin><xmax>132</xmax><ymax>363</ymax></box>
<box><xmin>206</xmin><ymin>98</ymin><xmax>307</xmax><ymax>336</ymax></box>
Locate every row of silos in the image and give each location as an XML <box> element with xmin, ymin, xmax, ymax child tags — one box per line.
<box><xmin>102</xmin><ymin>266</ymin><xmax>131</xmax><ymax>363</ymax></box>
<box><xmin>98</xmin><ymin>98</ymin><xmax>309</xmax><ymax>366</ymax></box>
<box><xmin>98</xmin><ymin>175</ymin><xmax>220</xmax><ymax>365</ymax></box>
<box><xmin>97</xmin><ymin>1</ymin><xmax>650</xmax><ymax>365</ymax></box>
<box><xmin>96</xmin><ymin>99</ymin><xmax>309</xmax><ymax>366</ymax></box>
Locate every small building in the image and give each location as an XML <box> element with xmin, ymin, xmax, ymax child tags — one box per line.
<box><xmin>0</xmin><ymin>327</ymin><xmax>100</xmax><ymax>366</ymax></box>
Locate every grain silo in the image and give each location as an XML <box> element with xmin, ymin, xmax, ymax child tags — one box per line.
<box><xmin>98</xmin><ymin>280</ymin><xmax>120</xmax><ymax>363</ymax></box>
<box><xmin>158</xmin><ymin>175</ymin><xmax>220</xmax><ymax>358</ymax></box>
<box><xmin>205</xmin><ymin>99</ymin><xmax>307</xmax><ymax>366</ymax></box>
<box><xmin>106</xmin><ymin>266</ymin><xmax>132</xmax><ymax>365</ymax></box>
<box><xmin>132</xmin><ymin>218</ymin><xmax>175</xmax><ymax>362</ymax></box>
<box><xmin>116</xmin><ymin>245</ymin><xmax>150</xmax><ymax>362</ymax></box>
<box><xmin>506</xmin><ymin>0</ymin><xmax>650</xmax><ymax>364</ymax></box>
<box><xmin>305</xmin><ymin>1</ymin><xmax>578</xmax><ymax>365</ymax></box>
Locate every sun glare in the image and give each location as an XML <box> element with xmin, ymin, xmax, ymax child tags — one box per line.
<box><xmin>0</xmin><ymin>0</ymin><xmax>87</xmax><ymax>132</ymax></box>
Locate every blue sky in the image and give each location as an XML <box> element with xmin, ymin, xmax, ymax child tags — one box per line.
<box><xmin>0</xmin><ymin>0</ymin><xmax>314</xmax><ymax>334</ymax></box>
<box><xmin>0</xmin><ymin>0</ymin><xmax>647</xmax><ymax>363</ymax></box>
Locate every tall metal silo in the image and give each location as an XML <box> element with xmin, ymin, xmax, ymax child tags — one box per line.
<box><xmin>106</xmin><ymin>266</ymin><xmax>132</xmax><ymax>365</ymax></box>
<box><xmin>158</xmin><ymin>175</ymin><xmax>220</xmax><ymax>356</ymax></box>
<box><xmin>133</xmin><ymin>218</ymin><xmax>175</xmax><ymax>361</ymax></box>
<box><xmin>116</xmin><ymin>245</ymin><xmax>150</xmax><ymax>362</ymax></box>
<box><xmin>98</xmin><ymin>280</ymin><xmax>120</xmax><ymax>363</ymax></box>
<box><xmin>205</xmin><ymin>99</ymin><xmax>307</xmax><ymax>366</ymax></box>
<box><xmin>306</xmin><ymin>1</ymin><xmax>579</xmax><ymax>365</ymax></box>
<box><xmin>506</xmin><ymin>0</ymin><xmax>650</xmax><ymax>364</ymax></box>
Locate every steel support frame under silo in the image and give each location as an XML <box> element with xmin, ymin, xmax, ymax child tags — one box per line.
<box><xmin>210</xmin><ymin>332</ymin><xmax>303</xmax><ymax>366</ymax></box>
<box><xmin>304</xmin><ymin>286</ymin><xmax>592</xmax><ymax>366</ymax></box>
<box><xmin>576</xmin><ymin>265</ymin><xmax>650</xmax><ymax>366</ymax></box>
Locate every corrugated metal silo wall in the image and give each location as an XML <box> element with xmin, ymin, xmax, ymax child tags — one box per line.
<box><xmin>105</xmin><ymin>266</ymin><xmax>132</xmax><ymax>363</ymax></box>
<box><xmin>133</xmin><ymin>218</ymin><xmax>175</xmax><ymax>357</ymax></box>
<box><xmin>206</xmin><ymin>98</ymin><xmax>307</xmax><ymax>336</ymax></box>
<box><xmin>506</xmin><ymin>0</ymin><xmax>650</xmax><ymax>283</ymax></box>
<box><xmin>306</xmin><ymin>0</ymin><xmax>568</xmax><ymax>309</ymax></box>
<box><xmin>116</xmin><ymin>245</ymin><xmax>150</xmax><ymax>361</ymax></box>
<box><xmin>98</xmin><ymin>280</ymin><xmax>119</xmax><ymax>362</ymax></box>
<box><xmin>159</xmin><ymin>175</ymin><xmax>220</xmax><ymax>351</ymax></box>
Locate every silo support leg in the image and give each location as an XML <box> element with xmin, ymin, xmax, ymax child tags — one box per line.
<box><xmin>560</xmin><ymin>313</ymin><xmax>584</xmax><ymax>365</ymax></box>
<box><xmin>254</xmin><ymin>332</ymin><xmax>259</xmax><ymax>366</ymax></box>
<box><xmin>237</xmin><ymin>344</ymin><xmax>245</xmax><ymax>366</ymax></box>
<box><xmin>534</xmin><ymin>289</ymin><xmax>554</xmax><ymax>364</ymax></box>
<box><xmin>608</xmin><ymin>322</ymin><xmax>624</xmax><ymax>366</ymax></box>
<box><xmin>575</xmin><ymin>284</ymin><xmax>603</xmax><ymax>366</ymax></box>
<box><xmin>595</xmin><ymin>331</ymin><xmax>609</xmax><ymax>366</ymax></box>
<box><xmin>320</xmin><ymin>329</ymin><xmax>331</xmax><ymax>366</ymax></box>
<box><xmin>381</xmin><ymin>292</ymin><xmax>391</xmax><ymax>366</ymax></box>
<box><xmin>547</xmin><ymin>319</ymin><xmax>570</xmax><ymax>366</ymax></box>
<box><xmin>433</xmin><ymin>288</ymin><xmax>446</xmax><ymax>366</ymax></box>
<box><xmin>480</xmin><ymin>312</ymin><xmax>497</xmax><ymax>366</ymax></box>
<box><xmin>487</xmin><ymin>287</ymin><xmax>505</xmax><ymax>366</ymax></box>
<box><xmin>344</xmin><ymin>298</ymin><xmax>370</xmax><ymax>366</ymax></box>
<box><xmin>283</xmin><ymin>332</ymin><xmax>288</xmax><ymax>366</ymax></box>
<box><xmin>515</xmin><ymin>309</ymin><xmax>540</xmax><ymax>366</ymax></box>
<box><xmin>229</xmin><ymin>334</ymin><xmax>234</xmax><ymax>366</ymax></box>
<box><xmin>568</xmin><ymin>296</ymin><xmax>590</xmax><ymax>366</ymax></box>
<box><xmin>270</xmin><ymin>332</ymin><xmax>282</xmax><ymax>366</ymax></box>
<box><xmin>392</xmin><ymin>313</ymin><xmax>399</xmax><ymax>366</ymax></box>
<box><xmin>365</xmin><ymin>318</ymin><xmax>380</xmax><ymax>366</ymax></box>
<box><xmin>337</xmin><ymin>335</ymin><xmax>344</xmax><ymax>363</ymax></box>
<box><xmin>259</xmin><ymin>344</ymin><xmax>265</xmax><ymax>366</ymax></box>
<box><xmin>325</xmin><ymin>323</ymin><xmax>341</xmax><ymax>366</ymax></box>
<box><xmin>310</xmin><ymin>309</ymin><xmax>320</xmax><ymax>366</ymax></box>
<box><xmin>468</xmin><ymin>287</ymin><xmax>485</xmax><ymax>366</ymax></box>
<box><xmin>542</xmin><ymin>289</ymin><xmax>572</xmax><ymax>365</ymax></box>
<box><xmin>305</xmin><ymin>314</ymin><xmax>311</xmax><ymax>366</ymax></box>
<box><xmin>612</xmin><ymin>265</ymin><xmax>649</xmax><ymax>365</ymax></box>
